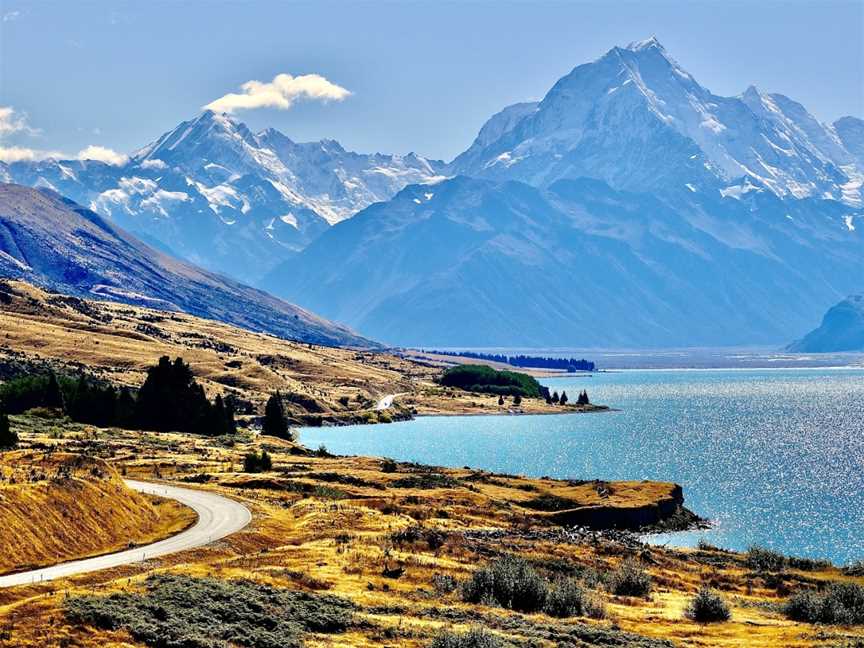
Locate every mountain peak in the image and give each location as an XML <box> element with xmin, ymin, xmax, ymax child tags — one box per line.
<box><xmin>625</xmin><ymin>36</ymin><xmax>665</xmax><ymax>52</ymax></box>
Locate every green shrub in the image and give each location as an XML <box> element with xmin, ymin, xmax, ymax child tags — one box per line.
<box><xmin>461</xmin><ymin>556</ymin><xmax>548</xmax><ymax>612</ymax></box>
<box><xmin>609</xmin><ymin>559</ymin><xmax>652</xmax><ymax>598</ymax></box>
<box><xmin>429</xmin><ymin>627</ymin><xmax>505</xmax><ymax>648</ymax></box>
<box><xmin>745</xmin><ymin>546</ymin><xmax>787</xmax><ymax>572</ymax></box>
<box><xmin>65</xmin><ymin>573</ymin><xmax>357</xmax><ymax>648</ymax></box>
<box><xmin>685</xmin><ymin>587</ymin><xmax>731</xmax><ymax>623</ymax></box>
<box><xmin>784</xmin><ymin>582</ymin><xmax>864</xmax><ymax>625</ymax></box>
<box><xmin>544</xmin><ymin>577</ymin><xmax>606</xmax><ymax>619</ymax></box>
<box><xmin>243</xmin><ymin>450</ymin><xmax>273</xmax><ymax>473</ymax></box>
<box><xmin>440</xmin><ymin>365</ymin><xmax>541</xmax><ymax>398</ymax></box>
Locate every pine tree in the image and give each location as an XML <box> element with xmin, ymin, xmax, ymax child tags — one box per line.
<box><xmin>0</xmin><ymin>406</ymin><xmax>16</xmax><ymax>449</ymax></box>
<box><xmin>263</xmin><ymin>392</ymin><xmax>290</xmax><ymax>439</ymax></box>
<box><xmin>513</xmin><ymin>394</ymin><xmax>522</xmax><ymax>406</ymax></box>
<box><xmin>552</xmin><ymin>391</ymin><xmax>560</xmax><ymax>404</ymax></box>
<box><xmin>115</xmin><ymin>387</ymin><xmax>136</xmax><ymax>428</ymax></box>
<box><xmin>560</xmin><ymin>391</ymin><xmax>568</xmax><ymax>406</ymax></box>
<box><xmin>498</xmin><ymin>395</ymin><xmax>505</xmax><ymax>406</ymax></box>
<box><xmin>45</xmin><ymin>371</ymin><xmax>64</xmax><ymax>410</ymax></box>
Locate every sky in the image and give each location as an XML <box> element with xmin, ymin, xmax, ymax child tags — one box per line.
<box><xmin>0</xmin><ymin>0</ymin><xmax>862</xmax><ymax>162</ymax></box>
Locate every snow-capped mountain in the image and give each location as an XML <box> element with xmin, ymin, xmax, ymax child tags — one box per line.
<box><xmin>0</xmin><ymin>111</ymin><xmax>444</xmax><ymax>282</ymax></box>
<box><xmin>450</xmin><ymin>37</ymin><xmax>863</xmax><ymax>206</ymax></box>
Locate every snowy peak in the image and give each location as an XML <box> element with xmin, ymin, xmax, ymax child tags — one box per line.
<box><xmin>450</xmin><ymin>39</ymin><xmax>863</xmax><ymax>205</ymax></box>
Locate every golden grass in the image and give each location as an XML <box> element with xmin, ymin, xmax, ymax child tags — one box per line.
<box><xmin>0</xmin><ymin>418</ymin><xmax>859</xmax><ymax>647</ymax></box>
<box><xmin>0</xmin><ymin>450</ymin><xmax>195</xmax><ymax>576</ymax></box>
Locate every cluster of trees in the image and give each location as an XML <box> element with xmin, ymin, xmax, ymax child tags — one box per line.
<box><xmin>539</xmin><ymin>387</ymin><xmax>590</xmax><ymax>406</ymax></box>
<box><xmin>0</xmin><ymin>357</ymin><xmax>237</xmax><ymax>437</ymax></box>
<box><xmin>427</xmin><ymin>350</ymin><xmax>596</xmax><ymax>372</ymax></box>
<box><xmin>0</xmin><ymin>407</ymin><xmax>15</xmax><ymax>448</ymax></box>
<box><xmin>262</xmin><ymin>392</ymin><xmax>292</xmax><ymax>440</ymax></box>
<box><xmin>440</xmin><ymin>364</ymin><xmax>542</xmax><ymax>398</ymax></box>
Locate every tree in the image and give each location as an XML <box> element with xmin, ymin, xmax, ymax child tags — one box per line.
<box><xmin>263</xmin><ymin>392</ymin><xmax>290</xmax><ymax>439</ymax></box>
<box><xmin>498</xmin><ymin>395</ymin><xmax>505</xmax><ymax>406</ymax></box>
<box><xmin>243</xmin><ymin>450</ymin><xmax>273</xmax><ymax>473</ymax></box>
<box><xmin>136</xmin><ymin>356</ymin><xmax>214</xmax><ymax>434</ymax></box>
<box><xmin>552</xmin><ymin>391</ymin><xmax>560</xmax><ymax>404</ymax></box>
<box><xmin>115</xmin><ymin>387</ymin><xmax>136</xmax><ymax>428</ymax></box>
<box><xmin>0</xmin><ymin>406</ymin><xmax>16</xmax><ymax>449</ymax></box>
<box><xmin>559</xmin><ymin>391</ymin><xmax>568</xmax><ymax>406</ymax></box>
<box><xmin>45</xmin><ymin>371</ymin><xmax>64</xmax><ymax>410</ymax></box>
<box><xmin>577</xmin><ymin>390</ymin><xmax>590</xmax><ymax>406</ymax></box>
<box><xmin>513</xmin><ymin>394</ymin><xmax>522</xmax><ymax>406</ymax></box>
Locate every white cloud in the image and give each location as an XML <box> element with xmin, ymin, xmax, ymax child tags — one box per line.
<box><xmin>204</xmin><ymin>72</ymin><xmax>351</xmax><ymax>114</ymax></box>
<box><xmin>0</xmin><ymin>146</ymin><xmax>61</xmax><ymax>163</ymax></box>
<box><xmin>139</xmin><ymin>158</ymin><xmax>167</xmax><ymax>170</ymax></box>
<box><xmin>2</xmin><ymin>10</ymin><xmax>20</xmax><ymax>22</ymax></box>
<box><xmin>0</xmin><ymin>106</ymin><xmax>40</xmax><ymax>137</ymax></box>
<box><xmin>76</xmin><ymin>144</ymin><xmax>128</xmax><ymax>166</ymax></box>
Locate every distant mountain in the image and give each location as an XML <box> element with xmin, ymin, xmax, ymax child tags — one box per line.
<box><xmin>787</xmin><ymin>296</ymin><xmax>864</xmax><ymax>352</ymax></box>
<box><xmin>262</xmin><ymin>175</ymin><xmax>863</xmax><ymax>346</ymax></box>
<box><xmin>449</xmin><ymin>37</ymin><xmax>863</xmax><ymax>206</ymax></box>
<box><xmin>0</xmin><ymin>111</ymin><xmax>444</xmax><ymax>282</ymax></box>
<box><xmin>0</xmin><ymin>183</ymin><xmax>373</xmax><ymax>347</ymax></box>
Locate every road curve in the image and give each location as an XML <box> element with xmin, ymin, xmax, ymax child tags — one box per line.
<box><xmin>375</xmin><ymin>394</ymin><xmax>395</xmax><ymax>410</ymax></box>
<box><xmin>0</xmin><ymin>479</ymin><xmax>251</xmax><ymax>588</ymax></box>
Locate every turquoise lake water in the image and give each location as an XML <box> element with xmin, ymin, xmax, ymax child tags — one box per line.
<box><xmin>301</xmin><ymin>368</ymin><xmax>864</xmax><ymax>564</ymax></box>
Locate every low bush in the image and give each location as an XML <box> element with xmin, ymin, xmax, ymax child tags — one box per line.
<box><xmin>784</xmin><ymin>582</ymin><xmax>864</xmax><ymax>625</ymax></box>
<box><xmin>461</xmin><ymin>556</ymin><xmax>548</xmax><ymax>612</ymax></box>
<box><xmin>609</xmin><ymin>559</ymin><xmax>652</xmax><ymax>598</ymax></box>
<box><xmin>745</xmin><ymin>546</ymin><xmax>787</xmax><ymax>572</ymax></box>
<box><xmin>685</xmin><ymin>587</ymin><xmax>731</xmax><ymax>623</ymax></box>
<box><xmin>243</xmin><ymin>450</ymin><xmax>273</xmax><ymax>473</ymax></box>
<box><xmin>544</xmin><ymin>578</ymin><xmax>606</xmax><ymax>619</ymax></box>
<box><xmin>429</xmin><ymin>627</ymin><xmax>506</xmax><ymax>648</ymax></box>
<box><xmin>65</xmin><ymin>573</ymin><xmax>357</xmax><ymax>648</ymax></box>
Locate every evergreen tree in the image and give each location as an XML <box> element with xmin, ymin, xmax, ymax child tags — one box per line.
<box><xmin>263</xmin><ymin>392</ymin><xmax>289</xmax><ymax>439</ymax></box>
<box><xmin>560</xmin><ymin>391</ymin><xmax>568</xmax><ymax>406</ymax></box>
<box><xmin>136</xmin><ymin>356</ymin><xmax>212</xmax><ymax>434</ymax></box>
<box><xmin>0</xmin><ymin>406</ymin><xmax>16</xmax><ymax>449</ymax></box>
<box><xmin>513</xmin><ymin>394</ymin><xmax>522</xmax><ymax>406</ymax></box>
<box><xmin>552</xmin><ymin>391</ymin><xmax>560</xmax><ymax>404</ymax></box>
<box><xmin>498</xmin><ymin>395</ymin><xmax>505</xmax><ymax>406</ymax></box>
<box><xmin>45</xmin><ymin>371</ymin><xmax>64</xmax><ymax>410</ymax></box>
<box><xmin>115</xmin><ymin>387</ymin><xmax>136</xmax><ymax>428</ymax></box>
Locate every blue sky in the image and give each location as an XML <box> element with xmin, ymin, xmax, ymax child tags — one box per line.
<box><xmin>1</xmin><ymin>0</ymin><xmax>861</xmax><ymax>162</ymax></box>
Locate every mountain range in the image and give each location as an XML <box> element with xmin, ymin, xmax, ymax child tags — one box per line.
<box><xmin>2</xmin><ymin>38</ymin><xmax>862</xmax><ymax>348</ymax></box>
<box><xmin>0</xmin><ymin>183</ymin><xmax>371</xmax><ymax>347</ymax></box>
<box><xmin>0</xmin><ymin>111</ymin><xmax>443</xmax><ymax>283</ymax></box>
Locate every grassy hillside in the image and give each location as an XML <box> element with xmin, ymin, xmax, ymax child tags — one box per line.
<box><xmin>0</xmin><ymin>448</ymin><xmax>193</xmax><ymax>575</ymax></box>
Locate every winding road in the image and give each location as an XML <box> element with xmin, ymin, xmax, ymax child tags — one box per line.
<box><xmin>0</xmin><ymin>480</ymin><xmax>251</xmax><ymax>588</ymax></box>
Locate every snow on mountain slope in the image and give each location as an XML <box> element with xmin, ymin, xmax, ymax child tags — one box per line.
<box><xmin>0</xmin><ymin>183</ymin><xmax>374</xmax><ymax>347</ymax></box>
<box><xmin>1</xmin><ymin>111</ymin><xmax>444</xmax><ymax>283</ymax></box>
<box><xmin>450</xmin><ymin>37</ymin><xmax>863</xmax><ymax>205</ymax></box>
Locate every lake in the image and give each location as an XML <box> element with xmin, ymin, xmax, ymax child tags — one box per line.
<box><xmin>301</xmin><ymin>367</ymin><xmax>864</xmax><ymax>565</ymax></box>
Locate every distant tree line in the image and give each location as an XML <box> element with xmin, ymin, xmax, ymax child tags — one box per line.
<box><xmin>427</xmin><ymin>350</ymin><xmax>595</xmax><ymax>372</ymax></box>
<box><xmin>0</xmin><ymin>356</ymin><xmax>236</xmax><ymax>437</ymax></box>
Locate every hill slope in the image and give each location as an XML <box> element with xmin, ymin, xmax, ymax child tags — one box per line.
<box><xmin>0</xmin><ymin>183</ymin><xmax>372</xmax><ymax>347</ymax></box>
<box><xmin>787</xmin><ymin>295</ymin><xmax>864</xmax><ymax>352</ymax></box>
<box><xmin>263</xmin><ymin>176</ymin><xmax>863</xmax><ymax>347</ymax></box>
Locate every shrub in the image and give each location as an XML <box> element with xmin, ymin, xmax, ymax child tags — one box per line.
<box><xmin>685</xmin><ymin>587</ymin><xmax>731</xmax><ymax>623</ymax></box>
<box><xmin>433</xmin><ymin>574</ymin><xmax>458</xmax><ymax>594</ymax></box>
<box><xmin>244</xmin><ymin>450</ymin><xmax>273</xmax><ymax>473</ymax></box>
<box><xmin>544</xmin><ymin>578</ymin><xmax>606</xmax><ymax>619</ymax></box>
<box><xmin>785</xmin><ymin>582</ymin><xmax>864</xmax><ymax>625</ymax></box>
<box><xmin>461</xmin><ymin>556</ymin><xmax>548</xmax><ymax>612</ymax></box>
<box><xmin>745</xmin><ymin>546</ymin><xmax>787</xmax><ymax>572</ymax></box>
<box><xmin>65</xmin><ymin>573</ymin><xmax>356</xmax><ymax>648</ymax></box>
<box><xmin>429</xmin><ymin>627</ymin><xmax>505</xmax><ymax>648</ymax></box>
<box><xmin>609</xmin><ymin>559</ymin><xmax>652</xmax><ymax>598</ymax></box>
<box><xmin>440</xmin><ymin>365</ymin><xmax>541</xmax><ymax>398</ymax></box>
